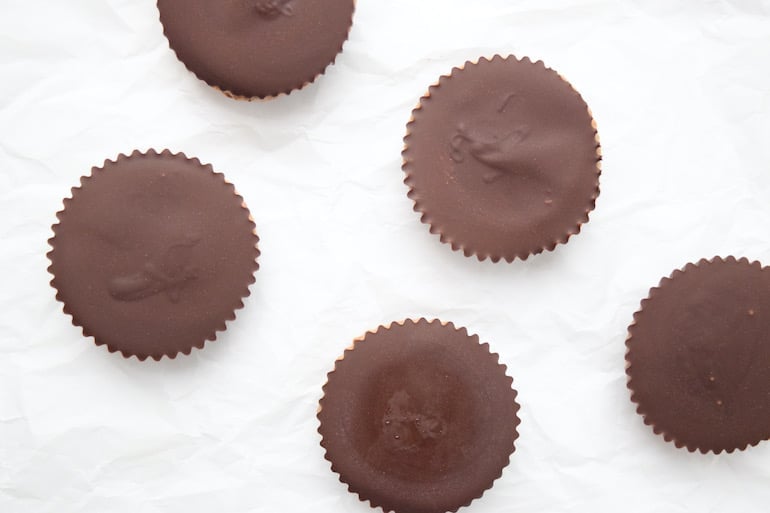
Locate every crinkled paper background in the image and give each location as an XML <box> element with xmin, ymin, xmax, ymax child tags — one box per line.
<box><xmin>2</xmin><ymin>1</ymin><xmax>770</xmax><ymax>512</ymax></box>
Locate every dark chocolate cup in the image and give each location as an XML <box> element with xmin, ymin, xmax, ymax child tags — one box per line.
<box><xmin>626</xmin><ymin>256</ymin><xmax>770</xmax><ymax>453</ymax></box>
<box><xmin>157</xmin><ymin>0</ymin><xmax>356</xmax><ymax>101</ymax></box>
<box><xmin>402</xmin><ymin>55</ymin><xmax>602</xmax><ymax>262</ymax></box>
<box><xmin>47</xmin><ymin>149</ymin><xmax>260</xmax><ymax>361</ymax></box>
<box><xmin>318</xmin><ymin>318</ymin><xmax>520</xmax><ymax>513</ymax></box>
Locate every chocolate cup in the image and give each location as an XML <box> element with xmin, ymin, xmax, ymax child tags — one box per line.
<box><xmin>157</xmin><ymin>0</ymin><xmax>356</xmax><ymax>100</ymax></box>
<box><xmin>47</xmin><ymin>149</ymin><xmax>260</xmax><ymax>361</ymax></box>
<box><xmin>318</xmin><ymin>319</ymin><xmax>520</xmax><ymax>513</ymax></box>
<box><xmin>626</xmin><ymin>256</ymin><xmax>770</xmax><ymax>453</ymax></box>
<box><xmin>402</xmin><ymin>55</ymin><xmax>602</xmax><ymax>262</ymax></box>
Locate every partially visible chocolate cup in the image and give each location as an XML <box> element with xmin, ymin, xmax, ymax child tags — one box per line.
<box><xmin>626</xmin><ymin>256</ymin><xmax>770</xmax><ymax>453</ymax></box>
<box><xmin>318</xmin><ymin>318</ymin><xmax>520</xmax><ymax>513</ymax></box>
<box><xmin>47</xmin><ymin>149</ymin><xmax>260</xmax><ymax>361</ymax></box>
<box><xmin>157</xmin><ymin>0</ymin><xmax>356</xmax><ymax>100</ymax></box>
<box><xmin>402</xmin><ymin>55</ymin><xmax>601</xmax><ymax>262</ymax></box>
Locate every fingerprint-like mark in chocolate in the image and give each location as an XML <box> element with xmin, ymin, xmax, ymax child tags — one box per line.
<box><xmin>108</xmin><ymin>236</ymin><xmax>200</xmax><ymax>303</ymax></box>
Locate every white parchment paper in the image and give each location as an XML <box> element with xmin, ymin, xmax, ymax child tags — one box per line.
<box><xmin>2</xmin><ymin>1</ymin><xmax>770</xmax><ymax>512</ymax></box>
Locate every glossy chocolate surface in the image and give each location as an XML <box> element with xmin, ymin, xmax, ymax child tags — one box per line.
<box><xmin>319</xmin><ymin>319</ymin><xmax>520</xmax><ymax>513</ymax></box>
<box><xmin>157</xmin><ymin>0</ymin><xmax>355</xmax><ymax>98</ymax></box>
<box><xmin>627</xmin><ymin>257</ymin><xmax>770</xmax><ymax>453</ymax></box>
<box><xmin>403</xmin><ymin>55</ymin><xmax>601</xmax><ymax>262</ymax></box>
<box><xmin>48</xmin><ymin>150</ymin><xmax>259</xmax><ymax>360</ymax></box>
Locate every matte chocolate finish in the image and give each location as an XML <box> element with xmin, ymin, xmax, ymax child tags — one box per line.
<box><xmin>403</xmin><ymin>55</ymin><xmax>601</xmax><ymax>262</ymax></box>
<box><xmin>48</xmin><ymin>150</ymin><xmax>259</xmax><ymax>361</ymax></box>
<box><xmin>318</xmin><ymin>319</ymin><xmax>520</xmax><ymax>513</ymax></box>
<box><xmin>157</xmin><ymin>0</ymin><xmax>355</xmax><ymax>99</ymax></box>
<box><xmin>627</xmin><ymin>257</ymin><xmax>770</xmax><ymax>453</ymax></box>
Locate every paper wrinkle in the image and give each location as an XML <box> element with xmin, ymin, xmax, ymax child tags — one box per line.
<box><xmin>2</xmin><ymin>0</ymin><xmax>770</xmax><ymax>512</ymax></box>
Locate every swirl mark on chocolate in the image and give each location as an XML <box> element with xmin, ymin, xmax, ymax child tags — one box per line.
<box><xmin>450</xmin><ymin>123</ymin><xmax>532</xmax><ymax>183</ymax></box>
<box><xmin>380</xmin><ymin>390</ymin><xmax>446</xmax><ymax>453</ymax></box>
<box><xmin>254</xmin><ymin>0</ymin><xmax>294</xmax><ymax>19</ymax></box>
<box><xmin>450</xmin><ymin>93</ymin><xmax>538</xmax><ymax>184</ymax></box>
<box><xmin>108</xmin><ymin>236</ymin><xmax>200</xmax><ymax>303</ymax></box>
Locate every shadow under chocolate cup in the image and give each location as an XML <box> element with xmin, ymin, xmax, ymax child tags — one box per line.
<box><xmin>47</xmin><ymin>149</ymin><xmax>260</xmax><ymax>361</ymax></box>
<box><xmin>318</xmin><ymin>318</ymin><xmax>520</xmax><ymax>513</ymax></box>
<box><xmin>626</xmin><ymin>256</ymin><xmax>770</xmax><ymax>453</ymax></box>
<box><xmin>402</xmin><ymin>55</ymin><xmax>602</xmax><ymax>262</ymax></box>
<box><xmin>157</xmin><ymin>0</ymin><xmax>356</xmax><ymax>100</ymax></box>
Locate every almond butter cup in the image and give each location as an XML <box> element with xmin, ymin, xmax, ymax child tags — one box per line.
<box><xmin>157</xmin><ymin>0</ymin><xmax>356</xmax><ymax>100</ymax></box>
<box><xmin>318</xmin><ymin>319</ymin><xmax>521</xmax><ymax>513</ymax></box>
<box><xmin>47</xmin><ymin>150</ymin><xmax>260</xmax><ymax>361</ymax></box>
<box><xmin>402</xmin><ymin>55</ymin><xmax>602</xmax><ymax>262</ymax></box>
<box><xmin>626</xmin><ymin>256</ymin><xmax>770</xmax><ymax>453</ymax></box>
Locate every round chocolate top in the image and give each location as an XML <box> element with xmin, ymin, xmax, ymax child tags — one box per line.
<box><xmin>157</xmin><ymin>0</ymin><xmax>355</xmax><ymax>99</ymax></box>
<box><xmin>48</xmin><ymin>150</ymin><xmax>259</xmax><ymax>360</ymax></box>
<box><xmin>626</xmin><ymin>257</ymin><xmax>770</xmax><ymax>453</ymax></box>
<box><xmin>318</xmin><ymin>319</ymin><xmax>520</xmax><ymax>513</ymax></box>
<box><xmin>403</xmin><ymin>55</ymin><xmax>601</xmax><ymax>262</ymax></box>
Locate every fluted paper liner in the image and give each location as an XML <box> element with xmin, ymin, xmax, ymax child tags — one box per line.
<box><xmin>402</xmin><ymin>55</ymin><xmax>602</xmax><ymax>263</ymax></box>
<box><xmin>626</xmin><ymin>256</ymin><xmax>770</xmax><ymax>453</ymax></box>
<box><xmin>47</xmin><ymin>149</ymin><xmax>260</xmax><ymax>361</ymax></box>
<box><xmin>318</xmin><ymin>318</ymin><xmax>521</xmax><ymax>513</ymax></box>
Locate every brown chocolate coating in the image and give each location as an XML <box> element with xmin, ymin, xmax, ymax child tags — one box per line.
<box><xmin>157</xmin><ymin>0</ymin><xmax>355</xmax><ymax>99</ymax></box>
<box><xmin>626</xmin><ymin>257</ymin><xmax>770</xmax><ymax>453</ymax></box>
<box><xmin>403</xmin><ymin>55</ymin><xmax>601</xmax><ymax>262</ymax></box>
<box><xmin>48</xmin><ymin>150</ymin><xmax>259</xmax><ymax>361</ymax></box>
<box><xmin>318</xmin><ymin>319</ymin><xmax>520</xmax><ymax>513</ymax></box>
